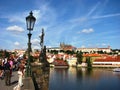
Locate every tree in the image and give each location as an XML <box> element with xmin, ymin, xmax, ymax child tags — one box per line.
<box><xmin>65</xmin><ymin>50</ymin><xmax>75</xmax><ymax>55</ymax></box>
<box><xmin>97</xmin><ymin>50</ymin><xmax>104</xmax><ymax>54</ymax></box>
<box><xmin>4</xmin><ymin>50</ymin><xmax>10</xmax><ymax>58</ymax></box>
<box><xmin>0</xmin><ymin>53</ymin><xmax>2</xmax><ymax>58</ymax></box>
<box><xmin>86</xmin><ymin>57</ymin><xmax>92</xmax><ymax>68</ymax></box>
<box><xmin>76</xmin><ymin>51</ymin><xmax>83</xmax><ymax>64</ymax></box>
<box><xmin>60</xmin><ymin>50</ymin><xmax>64</xmax><ymax>53</ymax></box>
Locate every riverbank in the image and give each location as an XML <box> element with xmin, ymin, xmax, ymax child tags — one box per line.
<box><xmin>77</xmin><ymin>63</ymin><xmax>120</xmax><ymax>68</ymax></box>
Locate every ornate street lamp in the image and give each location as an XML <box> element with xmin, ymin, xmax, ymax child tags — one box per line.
<box><xmin>26</xmin><ymin>11</ymin><xmax>36</xmax><ymax>77</ymax></box>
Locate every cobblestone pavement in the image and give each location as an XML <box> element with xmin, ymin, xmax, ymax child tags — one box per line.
<box><xmin>0</xmin><ymin>71</ymin><xmax>18</xmax><ymax>90</ymax></box>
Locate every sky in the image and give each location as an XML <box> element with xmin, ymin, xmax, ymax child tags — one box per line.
<box><xmin>0</xmin><ymin>0</ymin><xmax>120</xmax><ymax>50</ymax></box>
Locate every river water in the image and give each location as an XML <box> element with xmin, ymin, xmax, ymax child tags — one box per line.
<box><xmin>49</xmin><ymin>67</ymin><xmax>120</xmax><ymax>90</ymax></box>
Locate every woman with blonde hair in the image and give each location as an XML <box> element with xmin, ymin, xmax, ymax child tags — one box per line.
<box><xmin>13</xmin><ymin>65</ymin><xmax>24</xmax><ymax>90</ymax></box>
<box><xmin>18</xmin><ymin>66</ymin><xmax>24</xmax><ymax>87</ymax></box>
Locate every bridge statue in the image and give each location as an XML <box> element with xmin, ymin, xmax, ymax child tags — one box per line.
<box><xmin>37</xmin><ymin>28</ymin><xmax>50</xmax><ymax>90</ymax></box>
<box><xmin>40</xmin><ymin>28</ymin><xmax>44</xmax><ymax>49</ymax></box>
<box><xmin>39</xmin><ymin>28</ymin><xmax>49</xmax><ymax>67</ymax></box>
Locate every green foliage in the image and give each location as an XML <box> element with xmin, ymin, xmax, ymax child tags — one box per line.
<box><xmin>76</xmin><ymin>51</ymin><xmax>83</xmax><ymax>64</ymax></box>
<box><xmin>0</xmin><ymin>50</ymin><xmax>4</xmax><ymax>58</ymax></box>
<box><xmin>0</xmin><ymin>53</ymin><xmax>2</xmax><ymax>58</ymax></box>
<box><xmin>60</xmin><ymin>50</ymin><xmax>64</xmax><ymax>53</ymax></box>
<box><xmin>97</xmin><ymin>50</ymin><xmax>104</xmax><ymax>54</ymax></box>
<box><xmin>50</xmin><ymin>50</ymin><xmax>58</xmax><ymax>54</ymax></box>
<box><xmin>65</xmin><ymin>50</ymin><xmax>75</xmax><ymax>55</ymax></box>
<box><xmin>0</xmin><ymin>50</ymin><xmax>10</xmax><ymax>58</ymax></box>
<box><xmin>86</xmin><ymin>57</ymin><xmax>92</xmax><ymax>68</ymax></box>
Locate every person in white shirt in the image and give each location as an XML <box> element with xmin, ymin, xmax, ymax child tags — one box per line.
<box><xmin>18</xmin><ymin>66</ymin><xmax>24</xmax><ymax>87</ymax></box>
<box><xmin>13</xmin><ymin>67</ymin><xmax>24</xmax><ymax>90</ymax></box>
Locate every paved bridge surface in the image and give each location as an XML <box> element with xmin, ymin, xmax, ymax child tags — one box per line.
<box><xmin>0</xmin><ymin>71</ymin><xmax>18</xmax><ymax>90</ymax></box>
<box><xmin>0</xmin><ymin>71</ymin><xmax>35</xmax><ymax>90</ymax></box>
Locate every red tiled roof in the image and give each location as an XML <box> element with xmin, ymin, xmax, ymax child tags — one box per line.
<box><xmin>53</xmin><ymin>60</ymin><xmax>68</xmax><ymax>65</ymax></box>
<box><xmin>83</xmin><ymin>53</ymin><xmax>101</xmax><ymax>57</ymax></box>
<box><xmin>94</xmin><ymin>56</ymin><xmax>120</xmax><ymax>62</ymax></box>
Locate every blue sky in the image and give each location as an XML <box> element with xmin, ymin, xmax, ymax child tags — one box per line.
<box><xmin>0</xmin><ymin>0</ymin><xmax>120</xmax><ymax>50</ymax></box>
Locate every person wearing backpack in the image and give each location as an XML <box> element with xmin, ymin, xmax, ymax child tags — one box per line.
<box><xmin>4</xmin><ymin>59</ymin><xmax>11</xmax><ymax>86</ymax></box>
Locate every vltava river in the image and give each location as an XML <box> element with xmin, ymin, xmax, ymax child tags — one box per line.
<box><xmin>49</xmin><ymin>67</ymin><xmax>120</xmax><ymax>90</ymax></box>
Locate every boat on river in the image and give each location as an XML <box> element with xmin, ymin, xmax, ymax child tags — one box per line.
<box><xmin>113</xmin><ymin>68</ymin><xmax>120</xmax><ymax>72</ymax></box>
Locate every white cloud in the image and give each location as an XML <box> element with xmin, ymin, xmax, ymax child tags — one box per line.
<box><xmin>9</xmin><ymin>16</ymin><xmax>24</xmax><ymax>23</ymax></box>
<box><xmin>31</xmin><ymin>38</ymin><xmax>40</xmax><ymax>45</ymax></box>
<box><xmin>5</xmin><ymin>10</ymin><xmax>40</xmax><ymax>24</ymax></box>
<box><xmin>101</xmin><ymin>43</ymin><xmax>110</xmax><ymax>46</ymax></box>
<box><xmin>32</xmin><ymin>10</ymin><xmax>41</xmax><ymax>22</ymax></box>
<box><xmin>31</xmin><ymin>38</ymin><xmax>42</xmax><ymax>49</ymax></box>
<box><xmin>38</xmin><ymin>4</ymin><xmax>57</xmax><ymax>24</ymax></box>
<box><xmin>96</xmin><ymin>43</ymin><xmax>109</xmax><ymax>47</ymax></box>
<box><xmin>6</xmin><ymin>12</ymin><xmax>26</xmax><ymax>23</ymax></box>
<box><xmin>92</xmin><ymin>13</ymin><xmax>120</xmax><ymax>19</ymax></box>
<box><xmin>6</xmin><ymin>25</ymin><xmax>24</xmax><ymax>32</ymax></box>
<box><xmin>32</xmin><ymin>46</ymin><xmax>39</xmax><ymax>49</ymax></box>
<box><xmin>87</xmin><ymin>2</ymin><xmax>100</xmax><ymax>16</ymax></box>
<box><xmin>81</xmin><ymin>45</ymin><xmax>86</xmax><ymax>48</ymax></box>
<box><xmin>69</xmin><ymin>2</ymin><xmax>100</xmax><ymax>26</ymax></box>
<box><xmin>80</xmin><ymin>28</ymin><xmax>94</xmax><ymax>33</ymax></box>
<box><xmin>69</xmin><ymin>17</ymin><xmax>88</xmax><ymax>25</ymax></box>
<box><xmin>14</xmin><ymin>41</ymin><xmax>20</xmax><ymax>46</ymax></box>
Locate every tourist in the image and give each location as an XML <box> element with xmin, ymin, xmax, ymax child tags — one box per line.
<box><xmin>18</xmin><ymin>66</ymin><xmax>24</xmax><ymax>87</ymax></box>
<box><xmin>4</xmin><ymin>59</ymin><xmax>11</xmax><ymax>86</ymax></box>
<box><xmin>13</xmin><ymin>63</ymin><xmax>24</xmax><ymax>90</ymax></box>
<box><xmin>0</xmin><ymin>59</ymin><xmax>4</xmax><ymax>79</ymax></box>
<box><xmin>9</xmin><ymin>57</ymin><xmax>14</xmax><ymax>76</ymax></box>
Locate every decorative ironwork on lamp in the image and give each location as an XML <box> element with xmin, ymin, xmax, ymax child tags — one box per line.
<box><xmin>26</xmin><ymin>11</ymin><xmax>36</xmax><ymax>77</ymax></box>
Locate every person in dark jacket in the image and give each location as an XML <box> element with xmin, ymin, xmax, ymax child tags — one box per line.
<box><xmin>4</xmin><ymin>59</ymin><xmax>11</xmax><ymax>86</ymax></box>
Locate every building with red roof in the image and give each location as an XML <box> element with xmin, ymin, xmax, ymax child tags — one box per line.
<box><xmin>93</xmin><ymin>55</ymin><xmax>120</xmax><ymax>67</ymax></box>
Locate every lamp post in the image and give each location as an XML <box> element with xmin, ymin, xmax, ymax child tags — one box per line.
<box><xmin>26</xmin><ymin>11</ymin><xmax>36</xmax><ymax>77</ymax></box>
